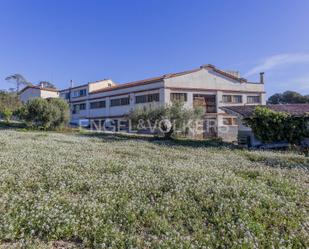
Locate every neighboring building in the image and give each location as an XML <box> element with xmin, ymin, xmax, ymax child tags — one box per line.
<box><xmin>60</xmin><ymin>79</ymin><xmax>116</xmax><ymax>123</ymax></box>
<box><xmin>59</xmin><ymin>64</ymin><xmax>266</xmax><ymax>141</ymax></box>
<box><xmin>221</xmin><ymin>104</ymin><xmax>309</xmax><ymax>146</ymax></box>
<box><xmin>19</xmin><ymin>85</ymin><xmax>59</xmax><ymax>103</ymax></box>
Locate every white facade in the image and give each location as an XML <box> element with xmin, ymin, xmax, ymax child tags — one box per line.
<box><xmin>59</xmin><ymin>65</ymin><xmax>265</xmax><ymax>141</ymax></box>
<box><xmin>19</xmin><ymin>86</ymin><xmax>59</xmax><ymax>103</ymax></box>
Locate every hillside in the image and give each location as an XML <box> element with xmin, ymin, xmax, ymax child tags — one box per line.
<box><xmin>0</xmin><ymin>130</ymin><xmax>308</xmax><ymax>248</ymax></box>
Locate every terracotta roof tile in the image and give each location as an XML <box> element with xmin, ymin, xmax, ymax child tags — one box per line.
<box><xmin>221</xmin><ymin>104</ymin><xmax>309</xmax><ymax>117</ymax></box>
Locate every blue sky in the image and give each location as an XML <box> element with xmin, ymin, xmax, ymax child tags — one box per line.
<box><xmin>0</xmin><ymin>0</ymin><xmax>309</xmax><ymax>97</ymax></box>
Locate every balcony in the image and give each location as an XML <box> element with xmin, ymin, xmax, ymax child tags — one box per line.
<box><xmin>193</xmin><ymin>94</ymin><xmax>217</xmax><ymax>114</ymax></box>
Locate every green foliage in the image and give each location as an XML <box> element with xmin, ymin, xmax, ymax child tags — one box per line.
<box><xmin>267</xmin><ymin>93</ymin><xmax>283</xmax><ymax>104</ymax></box>
<box><xmin>128</xmin><ymin>101</ymin><xmax>204</xmax><ymax>138</ymax></box>
<box><xmin>268</xmin><ymin>91</ymin><xmax>309</xmax><ymax>104</ymax></box>
<box><xmin>1</xmin><ymin>108</ymin><xmax>13</xmax><ymax>123</ymax></box>
<box><xmin>17</xmin><ymin>98</ymin><xmax>69</xmax><ymax>129</ymax></box>
<box><xmin>0</xmin><ymin>91</ymin><xmax>21</xmax><ymax>121</ymax></box>
<box><xmin>245</xmin><ymin>106</ymin><xmax>309</xmax><ymax>144</ymax></box>
<box><xmin>48</xmin><ymin>98</ymin><xmax>70</xmax><ymax>128</ymax></box>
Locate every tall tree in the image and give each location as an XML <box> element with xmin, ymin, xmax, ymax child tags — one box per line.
<box><xmin>5</xmin><ymin>74</ymin><xmax>32</xmax><ymax>93</ymax></box>
<box><xmin>267</xmin><ymin>93</ymin><xmax>283</xmax><ymax>104</ymax></box>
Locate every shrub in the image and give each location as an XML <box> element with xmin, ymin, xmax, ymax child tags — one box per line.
<box><xmin>245</xmin><ymin>106</ymin><xmax>309</xmax><ymax>144</ymax></box>
<box><xmin>0</xmin><ymin>91</ymin><xmax>21</xmax><ymax>122</ymax></box>
<box><xmin>48</xmin><ymin>98</ymin><xmax>70</xmax><ymax>128</ymax></box>
<box><xmin>128</xmin><ymin>101</ymin><xmax>204</xmax><ymax>138</ymax></box>
<box><xmin>0</xmin><ymin>107</ymin><xmax>13</xmax><ymax>123</ymax></box>
<box><xmin>18</xmin><ymin>98</ymin><xmax>69</xmax><ymax>129</ymax></box>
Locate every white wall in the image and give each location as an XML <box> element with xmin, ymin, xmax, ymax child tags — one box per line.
<box><xmin>87</xmin><ymin>88</ymin><xmax>163</xmax><ymax>119</ymax></box>
<box><xmin>20</xmin><ymin>88</ymin><xmax>59</xmax><ymax>102</ymax></box>
<box><xmin>88</xmin><ymin>80</ymin><xmax>116</xmax><ymax>93</ymax></box>
<box><xmin>164</xmin><ymin>68</ymin><xmax>265</xmax><ymax>92</ymax></box>
<box><xmin>85</xmin><ymin>82</ymin><xmax>164</xmax><ymax>119</ymax></box>
<box><xmin>40</xmin><ymin>90</ymin><xmax>59</xmax><ymax>99</ymax></box>
<box><xmin>19</xmin><ymin>88</ymin><xmax>41</xmax><ymax>102</ymax></box>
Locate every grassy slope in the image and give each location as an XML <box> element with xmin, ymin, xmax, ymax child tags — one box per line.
<box><xmin>0</xmin><ymin>130</ymin><xmax>308</xmax><ymax>248</ymax></box>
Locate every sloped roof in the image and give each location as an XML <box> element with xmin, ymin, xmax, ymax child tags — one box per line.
<box><xmin>90</xmin><ymin>75</ymin><xmax>165</xmax><ymax>94</ymax></box>
<box><xmin>90</xmin><ymin>64</ymin><xmax>251</xmax><ymax>95</ymax></box>
<box><xmin>221</xmin><ymin>104</ymin><xmax>309</xmax><ymax>118</ymax></box>
<box><xmin>19</xmin><ymin>85</ymin><xmax>59</xmax><ymax>94</ymax></box>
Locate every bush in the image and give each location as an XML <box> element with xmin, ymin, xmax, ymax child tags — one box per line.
<box><xmin>0</xmin><ymin>91</ymin><xmax>21</xmax><ymax>122</ymax></box>
<box><xmin>18</xmin><ymin>98</ymin><xmax>69</xmax><ymax>129</ymax></box>
<box><xmin>48</xmin><ymin>98</ymin><xmax>70</xmax><ymax>128</ymax></box>
<box><xmin>245</xmin><ymin>106</ymin><xmax>309</xmax><ymax>144</ymax></box>
<box><xmin>0</xmin><ymin>107</ymin><xmax>13</xmax><ymax>123</ymax></box>
<box><xmin>128</xmin><ymin>101</ymin><xmax>204</xmax><ymax>138</ymax></box>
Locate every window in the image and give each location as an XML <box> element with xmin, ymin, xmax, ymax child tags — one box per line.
<box><xmin>223</xmin><ymin>118</ymin><xmax>238</xmax><ymax>126</ymax></box>
<box><xmin>79</xmin><ymin>103</ymin><xmax>86</xmax><ymax>110</ymax></box>
<box><xmin>135</xmin><ymin>93</ymin><xmax>160</xmax><ymax>104</ymax></box>
<box><xmin>222</xmin><ymin>95</ymin><xmax>242</xmax><ymax>103</ymax></box>
<box><xmin>247</xmin><ymin>96</ymin><xmax>261</xmax><ymax>104</ymax></box>
<box><xmin>90</xmin><ymin>100</ymin><xmax>106</xmax><ymax>109</ymax></box>
<box><xmin>72</xmin><ymin>103</ymin><xmax>86</xmax><ymax>114</ymax></box>
<box><xmin>72</xmin><ymin>91</ymin><xmax>78</xmax><ymax>98</ymax></box>
<box><xmin>135</xmin><ymin>95</ymin><xmax>146</xmax><ymax>104</ymax></box>
<box><xmin>79</xmin><ymin>89</ymin><xmax>86</xmax><ymax>97</ymax></box>
<box><xmin>233</xmin><ymin>95</ymin><xmax>242</xmax><ymax>103</ymax></box>
<box><xmin>62</xmin><ymin>92</ymin><xmax>70</xmax><ymax>99</ymax></box>
<box><xmin>170</xmin><ymin>93</ymin><xmax>187</xmax><ymax>102</ymax></box>
<box><xmin>72</xmin><ymin>89</ymin><xmax>87</xmax><ymax>98</ymax></box>
<box><xmin>110</xmin><ymin>97</ymin><xmax>130</xmax><ymax>107</ymax></box>
<box><xmin>222</xmin><ymin>95</ymin><xmax>232</xmax><ymax>103</ymax></box>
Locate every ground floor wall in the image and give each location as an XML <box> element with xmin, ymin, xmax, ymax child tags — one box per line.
<box><xmin>87</xmin><ymin>114</ymin><xmax>239</xmax><ymax>142</ymax></box>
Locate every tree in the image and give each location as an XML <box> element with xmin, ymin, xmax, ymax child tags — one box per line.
<box><xmin>267</xmin><ymin>93</ymin><xmax>283</xmax><ymax>104</ymax></box>
<box><xmin>17</xmin><ymin>98</ymin><xmax>69</xmax><ymax>129</ymax></box>
<box><xmin>268</xmin><ymin>91</ymin><xmax>308</xmax><ymax>104</ymax></box>
<box><xmin>282</xmin><ymin>91</ymin><xmax>306</xmax><ymax>103</ymax></box>
<box><xmin>128</xmin><ymin>102</ymin><xmax>204</xmax><ymax>138</ymax></box>
<box><xmin>48</xmin><ymin>98</ymin><xmax>70</xmax><ymax>128</ymax></box>
<box><xmin>5</xmin><ymin>74</ymin><xmax>32</xmax><ymax>93</ymax></box>
<box><xmin>245</xmin><ymin>106</ymin><xmax>309</xmax><ymax>144</ymax></box>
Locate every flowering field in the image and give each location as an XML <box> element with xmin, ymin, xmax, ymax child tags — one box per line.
<box><xmin>0</xmin><ymin>130</ymin><xmax>308</xmax><ymax>248</ymax></box>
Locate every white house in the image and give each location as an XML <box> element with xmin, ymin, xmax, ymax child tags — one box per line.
<box><xmin>19</xmin><ymin>85</ymin><xmax>59</xmax><ymax>103</ymax></box>
<box><xmin>59</xmin><ymin>64</ymin><xmax>266</xmax><ymax>141</ymax></box>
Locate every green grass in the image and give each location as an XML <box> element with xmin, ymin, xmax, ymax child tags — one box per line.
<box><xmin>0</xmin><ymin>130</ymin><xmax>308</xmax><ymax>248</ymax></box>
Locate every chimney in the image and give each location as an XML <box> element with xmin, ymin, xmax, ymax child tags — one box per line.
<box><xmin>70</xmin><ymin>80</ymin><xmax>74</xmax><ymax>88</ymax></box>
<box><xmin>260</xmin><ymin>72</ymin><xmax>264</xmax><ymax>84</ymax></box>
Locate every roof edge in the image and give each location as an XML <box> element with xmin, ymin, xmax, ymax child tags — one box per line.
<box><xmin>19</xmin><ymin>85</ymin><xmax>59</xmax><ymax>95</ymax></box>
